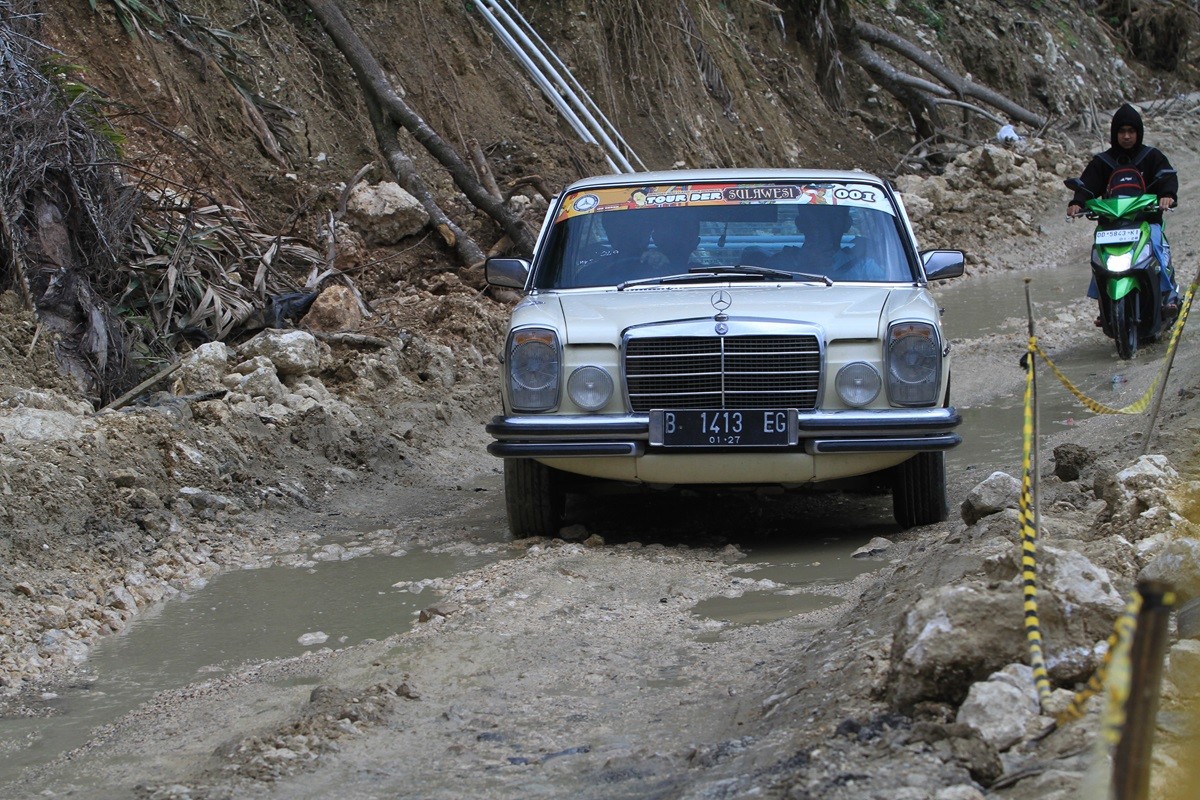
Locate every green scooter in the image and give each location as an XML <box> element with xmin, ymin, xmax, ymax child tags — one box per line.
<box><xmin>1064</xmin><ymin>176</ymin><xmax>1174</xmax><ymax>359</ymax></box>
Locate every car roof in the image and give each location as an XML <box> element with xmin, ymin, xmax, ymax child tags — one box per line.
<box><xmin>563</xmin><ymin>168</ymin><xmax>890</xmax><ymax>193</ymax></box>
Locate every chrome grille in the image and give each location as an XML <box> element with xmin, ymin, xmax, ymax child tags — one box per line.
<box><xmin>625</xmin><ymin>335</ymin><xmax>821</xmax><ymax>411</ymax></box>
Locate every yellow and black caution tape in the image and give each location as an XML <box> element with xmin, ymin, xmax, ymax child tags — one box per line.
<box><xmin>1032</xmin><ymin>281</ymin><xmax>1196</xmax><ymax>416</ymax></box>
<box><xmin>1017</xmin><ymin>281</ymin><xmax>1195</xmax><ymax>734</ymax></box>
<box><xmin>1055</xmin><ymin>592</ymin><xmax>1142</xmax><ymax>727</ymax></box>
<box><xmin>1100</xmin><ymin>590</ymin><xmax>1142</xmax><ymax>746</ymax></box>
<box><xmin>1019</xmin><ymin>337</ymin><xmax>1053</xmax><ymax>707</ymax></box>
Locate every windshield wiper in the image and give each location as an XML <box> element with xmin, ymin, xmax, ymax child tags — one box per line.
<box><xmin>694</xmin><ymin>265</ymin><xmax>834</xmax><ymax>285</ymax></box>
<box><xmin>617</xmin><ymin>265</ymin><xmax>832</xmax><ymax>290</ymax></box>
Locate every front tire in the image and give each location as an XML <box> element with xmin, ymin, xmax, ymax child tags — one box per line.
<box><xmin>504</xmin><ymin>459</ymin><xmax>565</xmax><ymax>538</ymax></box>
<box><xmin>1112</xmin><ymin>293</ymin><xmax>1139</xmax><ymax>360</ymax></box>
<box><xmin>892</xmin><ymin>452</ymin><xmax>948</xmax><ymax>529</ymax></box>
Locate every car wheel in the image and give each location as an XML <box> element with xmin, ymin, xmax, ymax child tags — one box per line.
<box><xmin>892</xmin><ymin>452</ymin><xmax>948</xmax><ymax>529</ymax></box>
<box><xmin>504</xmin><ymin>458</ymin><xmax>565</xmax><ymax>538</ymax></box>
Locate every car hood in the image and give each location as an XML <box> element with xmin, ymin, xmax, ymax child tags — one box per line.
<box><xmin>539</xmin><ymin>283</ymin><xmax>927</xmax><ymax>344</ymax></box>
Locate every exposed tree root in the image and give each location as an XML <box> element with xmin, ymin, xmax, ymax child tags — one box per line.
<box><xmin>302</xmin><ymin>0</ymin><xmax>537</xmax><ymax>264</ymax></box>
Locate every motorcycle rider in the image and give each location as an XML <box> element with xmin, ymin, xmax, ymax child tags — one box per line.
<box><xmin>1067</xmin><ymin>103</ymin><xmax>1180</xmax><ymax>318</ymax></box>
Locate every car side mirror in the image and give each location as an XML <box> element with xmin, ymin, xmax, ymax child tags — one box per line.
<box><xmin>921</xmin><ymin>250</ymin><xmax>965</xmax><ymax>281</ymax></box>
<box><xmin>486</xmin><ymin>257</ymin><xmax>530</xmax><ymax>289</ymax></box>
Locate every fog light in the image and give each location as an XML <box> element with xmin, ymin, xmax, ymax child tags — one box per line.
<box><xmin>835</xmin><ymin>362</ymin><xmax>881</xmax><ymax>407</ymax></box>
<box><xmin>567</xmin><ymin>366</ymin><xmax>614</xmax><ymax>411</ymax></box>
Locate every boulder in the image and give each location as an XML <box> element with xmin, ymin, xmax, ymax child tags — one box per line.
<box><xmin>0</xmin><ymin>408</ymin><xmax>89</xmax><ymax>443</ymax></box>
<box><xmin>343</xmin><ymin>181</ymin><xmax>430</xmax><ymax>245</ymax></box>
<box><xmin>1138</xmin><ymin>537</ymin><xmax>1200</xmax><ymax>605</ymax></box>
<box><xmin>961</xmin><ymin>471</ymin><xmax>1021</xmax><ymax>525</ymax></box>
<box><xmin>1036</xmin><ymin>545</ymin><xmax>1126</xmax><ymax>682</ymax></box>
<box><xmin>888</xmin><ymin>581</ymin><xmax>1026</xmax><ymax>710</ymax></box>
<box><xmin>1095</xmin><ymin>454</ymin><xmax>1179</xmax><ymax>523</ymax></box>
<box><xmin>1052</xmin><ymin>442</ymin><xmax>1094</xmax><ymax>482</ymax></box>
<box><xmin>955</xmin><ymin>664</ymin><xmax>1040</xmax><ymax>751</ymax></box>
<box><xmin>224</xmin><ymin>359</ymin><xmax>286</xmax><ymax>403</ymax></box>
<box><xmin>238</xmin><ymin>330</ymin><xmax>323</xmax><ymax>377</ymax></box>
<box><xmin>175</xmin><ymin>341</ymin><xmax>233</xmax><ymax>394</ymax></box>
<box><xmin>302</xmin><ymin>285</ymin><xmax>362</xmax><ymax>333</ymax></box>
<box><xmin>1166</xmin><ymin>639</ymin><xmax>1200</xmax><ymax>695</ymax></box>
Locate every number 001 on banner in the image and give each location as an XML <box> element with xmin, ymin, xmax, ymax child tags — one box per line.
<box><xmin>649</xmin><ymin>409</ymin><xmax>798</xmax><ymax>447</ymax></box>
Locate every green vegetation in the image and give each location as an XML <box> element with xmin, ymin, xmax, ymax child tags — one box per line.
<box><xmin>41</xmin><ymin>56</ymin><xmax>125</xmax><ymax>152</ymax></box>
<box><xmin>86</xmin><ymin>0</ymin><xmax>162</xmax><ymax>38</ymax></box>
<box><xmin>1056</xmin><ymin>19</ymin><xmax>1079</xmax><ymax>49</ymax></box>
<box><xmin>898</xmin><ymin>0</ymin><xmax>944</xmax><ymax>33</ymax></box>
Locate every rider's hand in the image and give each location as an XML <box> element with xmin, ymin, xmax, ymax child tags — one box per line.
<box><xmin>1160</xmin><ymin>197</ymin><xmax>1175</xmax><ymax>211</ymax></box>
<box><xmin>1067</xmin><ymin>204</ymin><xmax>1082</xmax><ymax>219</ymax></box>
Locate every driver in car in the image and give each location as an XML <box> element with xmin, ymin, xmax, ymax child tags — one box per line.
<box><xmin>767</xmin><ymin>204</ymin><xmax>884</xmax><ymax>281</ymax></box>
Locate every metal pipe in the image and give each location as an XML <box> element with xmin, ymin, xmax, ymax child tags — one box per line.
<box><xmin>496</xmin><ymin>0</ymin><xmax>647</xmax><ymax>171</ymax></box>
<box><xmin>472</xmin><ymin>1</ymin><xmax>622</xmax><ymax>173</ymax></box>
<box><xmin>481</xmin><ymin>0</ymin><xmax>635</xmax><ymax>173</ymax></box>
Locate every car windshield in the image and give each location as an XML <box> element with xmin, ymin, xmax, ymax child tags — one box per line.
<box><xmin>532</xmin><ymin>180</ymin><xmax>915</xmax><ymax>289</ymax></box>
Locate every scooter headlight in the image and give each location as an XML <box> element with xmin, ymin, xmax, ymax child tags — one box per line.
<box><xmin>1106</xmin><ymin>251</ymin><xmax>1133</xmax><ymax>273</ymax></box>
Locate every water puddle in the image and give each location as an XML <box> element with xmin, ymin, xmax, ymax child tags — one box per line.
<box><xmin>693</xmin><ymin>523</ymin><xmax>892</xmax><ymax>627</ymax></box>
<box><xmin>0</xmin><ymin>542</ymin><xmax>504</xmax><ymax>786</ymax></box>
<box><xmin>935</xmin><ymin>267</ymin><xmax>1149</xmax><ymax>474</ymax></box>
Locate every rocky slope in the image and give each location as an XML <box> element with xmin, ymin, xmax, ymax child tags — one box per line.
<box><xmin>1</xmin><ymin>0</ymin><xmax>1200</xmax><ymax>797</ymax></box>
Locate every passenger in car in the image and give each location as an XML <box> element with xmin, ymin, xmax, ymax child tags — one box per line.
<box><xmin>767</xmin><ymin>205</ymin><xmax>885</xmax><ymax>281</ymax></box>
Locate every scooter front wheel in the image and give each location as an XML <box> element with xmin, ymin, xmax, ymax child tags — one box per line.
<box><xmin>1112</xmin><ymin>293</ymin><xmax>1139</xmax><ymax>360</ymax></box>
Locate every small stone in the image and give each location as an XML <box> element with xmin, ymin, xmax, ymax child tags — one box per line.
<box><xmin>852</xmin><ymin>536</ymin><xmax>892</xmax><ymax>558</ymax></box>
<box><xmin>111</xmin><ymin>469</ymin><xmax>142</xmax><ymax>488</ymax></box>
<box><xmin>558</xmin><ymin>524</ymin><xmax>589</xmax><ymax>542</ymax></box>
<box><xmin>297</xmin><ymin>631</ymin><xmax>329</xmax><ymax>646</ymax></box>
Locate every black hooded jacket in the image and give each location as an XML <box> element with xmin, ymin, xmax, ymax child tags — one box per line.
<box><xmin>1069</xmin><ymin>103</ymin><xmax>1178</xmax><ymax>223</ymax></box>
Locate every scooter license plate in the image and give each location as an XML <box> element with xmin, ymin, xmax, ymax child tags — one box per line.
<box><xmin>1095</xmin><ymin>228</ymin><xmax>1140</xmax><ymax>245</ymax></box>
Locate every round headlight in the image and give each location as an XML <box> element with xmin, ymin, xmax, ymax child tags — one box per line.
<box><xmin>567</xmin><ymin>366</ymin><xmax>614</xmax><ymax>411</ymax></box>
<box><xmin>835</xmin><ymin>362</ymin><xmax>881</xmax><ymax>407</ymax></box>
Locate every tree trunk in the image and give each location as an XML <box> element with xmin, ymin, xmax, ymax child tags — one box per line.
<box><xmin>846</xmin><ymin>38</ymin><xmax>941</xmax><ymax>142</ymax></box>
<box><xmin>302</xmin><ymin>0</ymin><xmax>537</xmax><ymax>260</ymax></box>
<box><xmin>854</xmin><ymin>21</ymin><xmax>1047</xmax><ymax>129</ymax></box>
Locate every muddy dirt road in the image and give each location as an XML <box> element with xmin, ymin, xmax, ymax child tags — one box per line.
<box><xmin>4</xmin><ymin>125</ymin><xmax>1200</xmax><ymax>799</ymax></box>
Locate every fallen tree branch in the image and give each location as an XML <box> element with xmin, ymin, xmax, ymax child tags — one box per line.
<box><xmin>854</xmin><ymin>20</ymin><xmax>1046</xmax><ymax>129</ymax></box>
<box><xmin>846</xmin><ymin>39</ymin><xmax>941</xmax><ymax>141</ymax></box>
<box><xmin>506</xmin><ymin>174</ymin><xmax>553</xmax><ymax>202</ymax></box>
<box><xmin>97</xmin><ymin>360</ymin><xmax>182</xmax><ymax>413</ymax></box>
<box><xmin>468</xmin><ymin>138</ymin><xmax>504</xmax><ymax>203</ymax></box>
<box><xmin>337</xmin><ymin>162</ymin><xmax>374</xmax><ymax>220</ymax></box>
<box><xmin>302</xmin><ymin>0</ymin><xmax>537</xmax><ymax>258</ymax></box>
<box><xmin>930</xmin><ymin>97</ymin><xmax>1006</xmax><ymax>126</ymax></box>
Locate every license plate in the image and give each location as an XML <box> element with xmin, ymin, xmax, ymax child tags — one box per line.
<box><xmin>1095</xmin><ymin>228</ymin><xmax>1140</xmax><ymax>245</ymax></box>
<box><xmin>650</xmin><ymin>409</ymin><xmax>795</xmax><ymax>447</ymax></box>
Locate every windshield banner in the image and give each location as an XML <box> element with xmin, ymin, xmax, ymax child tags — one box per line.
<box><xmin>556</xmin><ymin>182</ymin><xmax>894</xmax><ymax>223</ymax></box>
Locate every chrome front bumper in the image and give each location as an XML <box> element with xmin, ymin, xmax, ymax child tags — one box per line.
<box><xmin>486</xmin><ymin>408</ymin><xmax>962</xmax><ymax>458</ymax></box>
